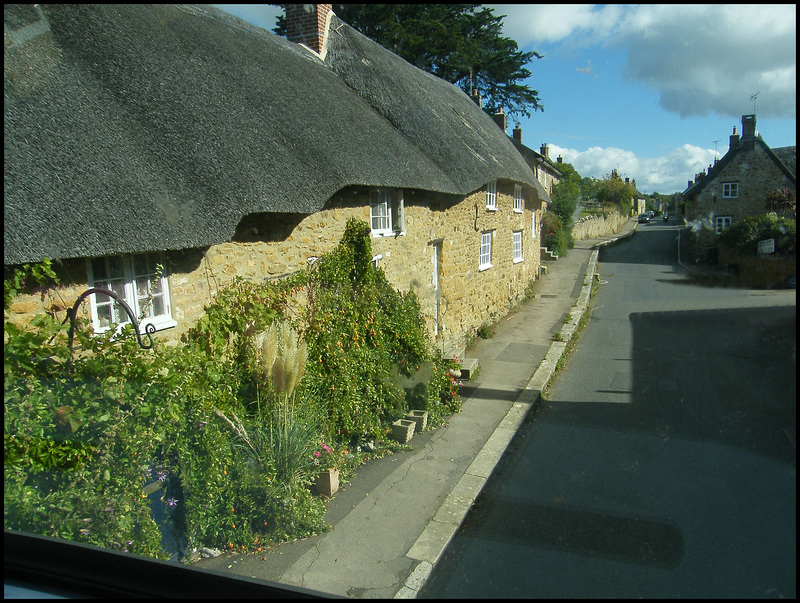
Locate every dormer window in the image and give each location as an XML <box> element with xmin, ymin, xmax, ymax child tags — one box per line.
<box><xmin>370</xmin><ymin>189</ymin><xmax>404</xmax><ymax>236</ymax></box>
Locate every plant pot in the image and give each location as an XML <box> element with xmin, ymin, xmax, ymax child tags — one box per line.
<box><xmin>392</xmin><ymin>419</ymin><xmax>416</xmax><ymax>444</ymax></box>
<box><xmin>405</xmin><ymin>410</ymin><xmax>428</xmax><ymax>433</ymax></box>
<box><xmin>314</xmin><ymin>467</ymin><xmax>340</xmax><ymax>497</ymax></box>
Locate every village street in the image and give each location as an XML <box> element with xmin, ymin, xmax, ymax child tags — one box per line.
<box><xmin>420</xmin><ymin>220</ymin><xmax>796</xmax><ymax>598</ymax></box>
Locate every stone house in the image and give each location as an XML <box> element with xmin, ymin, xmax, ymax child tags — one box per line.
<box><xmin>4</xmin><ymin>4</ymin><xmax>550</xmax><ymax>357</ymax></box>
<box><xmin>682</xmin><ymin>114</ymin><xmax>796</xmax><ymax>250</ymax></box>
<box><xmin>508</xmin><ymin>126</ymin><xmax>563</xmax><ymax>199</ymax></box>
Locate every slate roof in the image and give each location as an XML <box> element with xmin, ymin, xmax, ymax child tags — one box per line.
<box><xmin>4</xmin><ymin>4</ymin><xmax>545</xmax><ymax>266</ymax></box>
<box><xmin>683</xmin><ymin>135</ymin><xmax>796</xmax><ymax>198</ymax></box>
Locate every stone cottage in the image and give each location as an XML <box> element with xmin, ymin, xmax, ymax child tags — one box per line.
<box><xmin>683</xmin><ymin>114</ymin><xmax>796</xmax><ymax>249</ymax></box>
<box><xmin>4</xmin><ymin>4</ymin><xmax>550</xmax><ymax>357</ymax></box>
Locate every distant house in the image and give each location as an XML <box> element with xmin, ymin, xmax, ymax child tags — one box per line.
<box><xmin>4</xmin><ymin>4</ymin><xmax>550</xmax><ymax>356</ymax></box>
<box><xmin>507</xmin><ymin>125</ymin><xmax>563</xmax><ymax>198</ymax></box>
<box><xmin>683</xmin><ymin>114</ymin><xmax>796</xmax><ymax>249</ymax></box>
<box><xmin>631</xmin><ymin>180</ymin><xmax>646</xmax><ymax>216</ymax></box>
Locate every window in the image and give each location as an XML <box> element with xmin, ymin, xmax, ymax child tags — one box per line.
<box><xmin>87</xmin><ymin>252</ymin><xmax>175</xmax><ymax>333</ymax></box>
<box><xmin>512</xmin><ymin>231</ymin><xmax>524</xmax><ymax>263</ymax></box>
<box><xmin>479</xmin><ymin>231</ymin><xmax>493</xmax><ymax>270</ymax></box>
<box><xmin>538</xmin><ymin>167</ymin><xmax>547</xmax><ymax>189</ymax></box>
<box><xmin>513</xmin><ymin>185</ymin><xmax>523</xmax><ymax>213</ymax></box>
<box><xmin>485</xmin><ymin>181</ymin><xmax>497</xmax><ymax>210</ymax></box>
<box><xmin>715</xmin><ymin>216</ymin><xmax>732</xmax><ymax>234</ymax></box>
<box><xmin>532</xmin><ymin>210</ymin><xmax>537</xmax><ymax>239</ymax></box>
<box><xmin>370</xmin><ymin>189</ymin><xmax>404</xmax><ymax>236</ymax></box>
<box><xmin>722</xmin><ymin>182</ymin><xmax>739</xmax><ymax>198</ymax></box>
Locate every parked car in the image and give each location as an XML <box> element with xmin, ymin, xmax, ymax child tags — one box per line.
<box><xmin>638</xmin><ymin>213</ymin><xmax>651</xmax><ymax>223</ymax></box>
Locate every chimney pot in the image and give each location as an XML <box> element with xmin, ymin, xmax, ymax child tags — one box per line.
<box><xmin>539</xmin><ymin>143</ymin><xmax>549</xmax><ymax>158</ymax></box>
<box><xmin>512</xmin><ymin>124</ymin><xmax>522</xmax><ymax>143</ymax></box>
<box><xmin>470</xmin><ymin>89</ymin><xmax>482</xmax><ymax>108</ymax></box>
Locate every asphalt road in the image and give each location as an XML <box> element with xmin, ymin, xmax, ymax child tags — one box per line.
<box><xmin>420</xmin><ymin>220</ymin><xmax>796</xmax><ymax>598</ymax></box>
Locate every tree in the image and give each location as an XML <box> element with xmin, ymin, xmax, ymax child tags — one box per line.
<box><xmin>549</xmin><ymin>162</ymin><xmax>581</xmax><ymax>223</ymax></box>
<box><xmin>594</xmin><ymin>173</ymin><xmax>636</xmax><ymax>216</ymax></box>
<box><xmin>276</xmin><ymin>4</ymin><xmax>544</xmax><ymax>120</ymax></box>
<box><xmin>764</xmin><ymin>188</ymin><xmax>796</xmax><ymax>218</ymax></box>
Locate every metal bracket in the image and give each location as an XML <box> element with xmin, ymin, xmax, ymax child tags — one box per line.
<box><xmin>65</xmin><ymin>288</ymin><xmax>156</xmax><ymax>356</ymax></box>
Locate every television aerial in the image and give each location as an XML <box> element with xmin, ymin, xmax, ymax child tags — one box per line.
<box><xmin>750</xmin><ymin>92</ymin><xmax>759</xmax><ymax>115</ymax></box>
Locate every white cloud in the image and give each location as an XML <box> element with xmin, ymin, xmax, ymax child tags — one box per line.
<box><xmin>490</xmin><ymin>4</ymin><xmax>623</xmax><ymax>46</ymax></box>
<box><xmin>615</xmin><ymin>5</ymin><xmax>796</xmax><ymax>119</ymax></box>
<box><xmin>549</xmin><ymin>143</ymin><xmax>718</xmax><ymax>194</ymax></box>
<box><xmin>491</xmin><ymin>4</ymin><xmax>796</xmax><ymax>120</ymax></box>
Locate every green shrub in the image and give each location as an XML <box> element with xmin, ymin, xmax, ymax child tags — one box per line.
<box><xmin>541</xmin><ymin>210</ymin><xmax>573</xmax><ymax>257</ymax></box>
<box><xmin>719</xmin><ymin>214</ymin><xmax>796</xmax><ymax>257</ymax></box>
<box><xmin>5</xmin><ymin>221</ymin><xmax>462</xmax><ymax>558</ymax></box>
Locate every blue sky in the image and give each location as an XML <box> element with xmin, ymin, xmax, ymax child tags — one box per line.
<box><xmin>215</xmin><ymin>4</ymin><xmax>796</xmax><ymax>195</ymax></box>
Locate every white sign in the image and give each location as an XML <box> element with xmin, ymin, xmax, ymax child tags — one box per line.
<box><xmin>757</xmin><ymin>238</ymin><xmax>775</xmax><ymax>254</ymax></box>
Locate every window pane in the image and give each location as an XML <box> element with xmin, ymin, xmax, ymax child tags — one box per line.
<box><xmin>151</xmin><ymin>295</ymin><xmax>165</xmax><ymax>317</ymax></box>
<box><xmin>371</xmin><ymin>192</ymin><xmax>390</xmax><ymax>231</ymax></box>
<box><xmin>97</xmin><ymin>304</ymin><xmax>112</xmax><ymax>328</ymax></box>
<box><xmin>92</xmin><ymin>258</ymin><xmax>107</xmax><ymax>280</ymax></box>
<box><xmin>111</xmin><ymin>279</ymin><xmax>126</xmax><ymax>299</ymax></box>
<box><xmin>133</xmin><ymin>253</ymin><xmax>148</xmax><ymax>276</ymax></box>
<box><xmin>107</xmin><ymin>255</ymin><xmax>124</xmax><ymax>278</ymax></box>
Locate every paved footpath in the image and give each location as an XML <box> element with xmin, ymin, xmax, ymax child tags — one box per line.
<box><xmin>196</xmin><ymin>218</ymin><xmax>639</xmax><ymax>598</ymax></box>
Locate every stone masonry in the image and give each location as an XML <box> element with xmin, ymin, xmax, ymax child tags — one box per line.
<box><xmin>7</xmin><ymin>184</ymin><xmax>543</xmax><ymax>357</ymax></box>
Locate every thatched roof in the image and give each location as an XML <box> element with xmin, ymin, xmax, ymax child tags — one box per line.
<box><xmin>5</xmin><ymin>4</ymin><xmax>544</xmax><ymax>265</ymax></box>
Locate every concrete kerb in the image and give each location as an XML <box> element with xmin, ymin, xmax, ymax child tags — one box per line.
<box><xmin>394</xmin><ymin>226</ymin><xmax>639</xmax><ymax>598</ymax></box>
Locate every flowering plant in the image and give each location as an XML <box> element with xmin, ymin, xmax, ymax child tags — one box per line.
<box><xmin>312</xmin><ymin>443</ymin><xmax>338</xmax><ymax>471</ymax></box>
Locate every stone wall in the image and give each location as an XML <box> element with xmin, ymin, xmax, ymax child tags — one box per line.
<box><xmin>718</xmin><ymin>247</ymin><xmax>796</xmax><ymax>288</ymax></box>
<box><xmin>6</xmin><ymin>184</ymin><xmax>543</xmax><ymax>356</ymax></box>
<box><xmin>571</xmin><ymin>212</ymin><xmax>629</xmax><ymax>241</ymax></box>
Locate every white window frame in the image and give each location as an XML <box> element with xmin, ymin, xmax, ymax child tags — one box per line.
<box><xmin>715</xmin><ymin>216</ymin><xmax>732</xmax><ymax>235</ymax></box>
<box><xmin>370</xmin><ymin>189</ymin><xmax>405</xmax><ymax>237</ymax></box>
<box><xmin>86</xmin><ymin>252</ymin><xmax>175</xmax><ymax>335</ymax></box>
<box><xmin>722</xmin><ymin>182</ymin><xmax>739</xmax><ymax>198</ymax></box>
<box><xmin>532</xmin><ymin>210</ymin><xmax>537</xmax><ymax>239</ymax></box>
<box><xmin>512</xmin><ymin>230</ymin><xmax>524</xmax><ymax>263</ymax></box>
<box><xmin>485</xmin><ymin>181</ymin><xmax>497</xmax><ymax>210</ymax></box>
<box><xmin>513</xmin><ymin>185</ymin><xmax>523</xmax><ymax>213</ymax></box>
<box><xmin>479</xmin><ymin>231</ymin><xmax>493</xmax><ymax>271</ymax></box>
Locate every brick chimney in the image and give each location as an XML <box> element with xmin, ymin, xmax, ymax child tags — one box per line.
<box><xmin>729</xmin><ymin>125</ymin><xmax>739</xmax><ymax>151</ymax></box>
<box><xmin>285</xmin><ymin>4</ymin><xmax>332</xmax><ymax>56</ymax></box>
<box><xmin>539</xmin><ymin>143</ymin><xmax>549</xmax><ymax>158</ymax></box>
<box><xmin>741</xmin><ymin>114</ymin><xmax>756</xmax><ymax>140</ymax></box>
<box><xmin>512</xmin><ymin>124</ymin><xmax>522</xmax><ymax>144</ymax></box>
<box><xmin>556</xmin><ymin>155</ymin><xmax>563</xmax><ymax>164</ymax></box>
<box><xmin>492</xmin><ymin>107</ymin><xmax>506</xmax><ymax>132</ymax></box>
<box><xmin>741</xmin><ymin>114</ymin><xmax>757</xmax><ymax>150</ymax></box>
